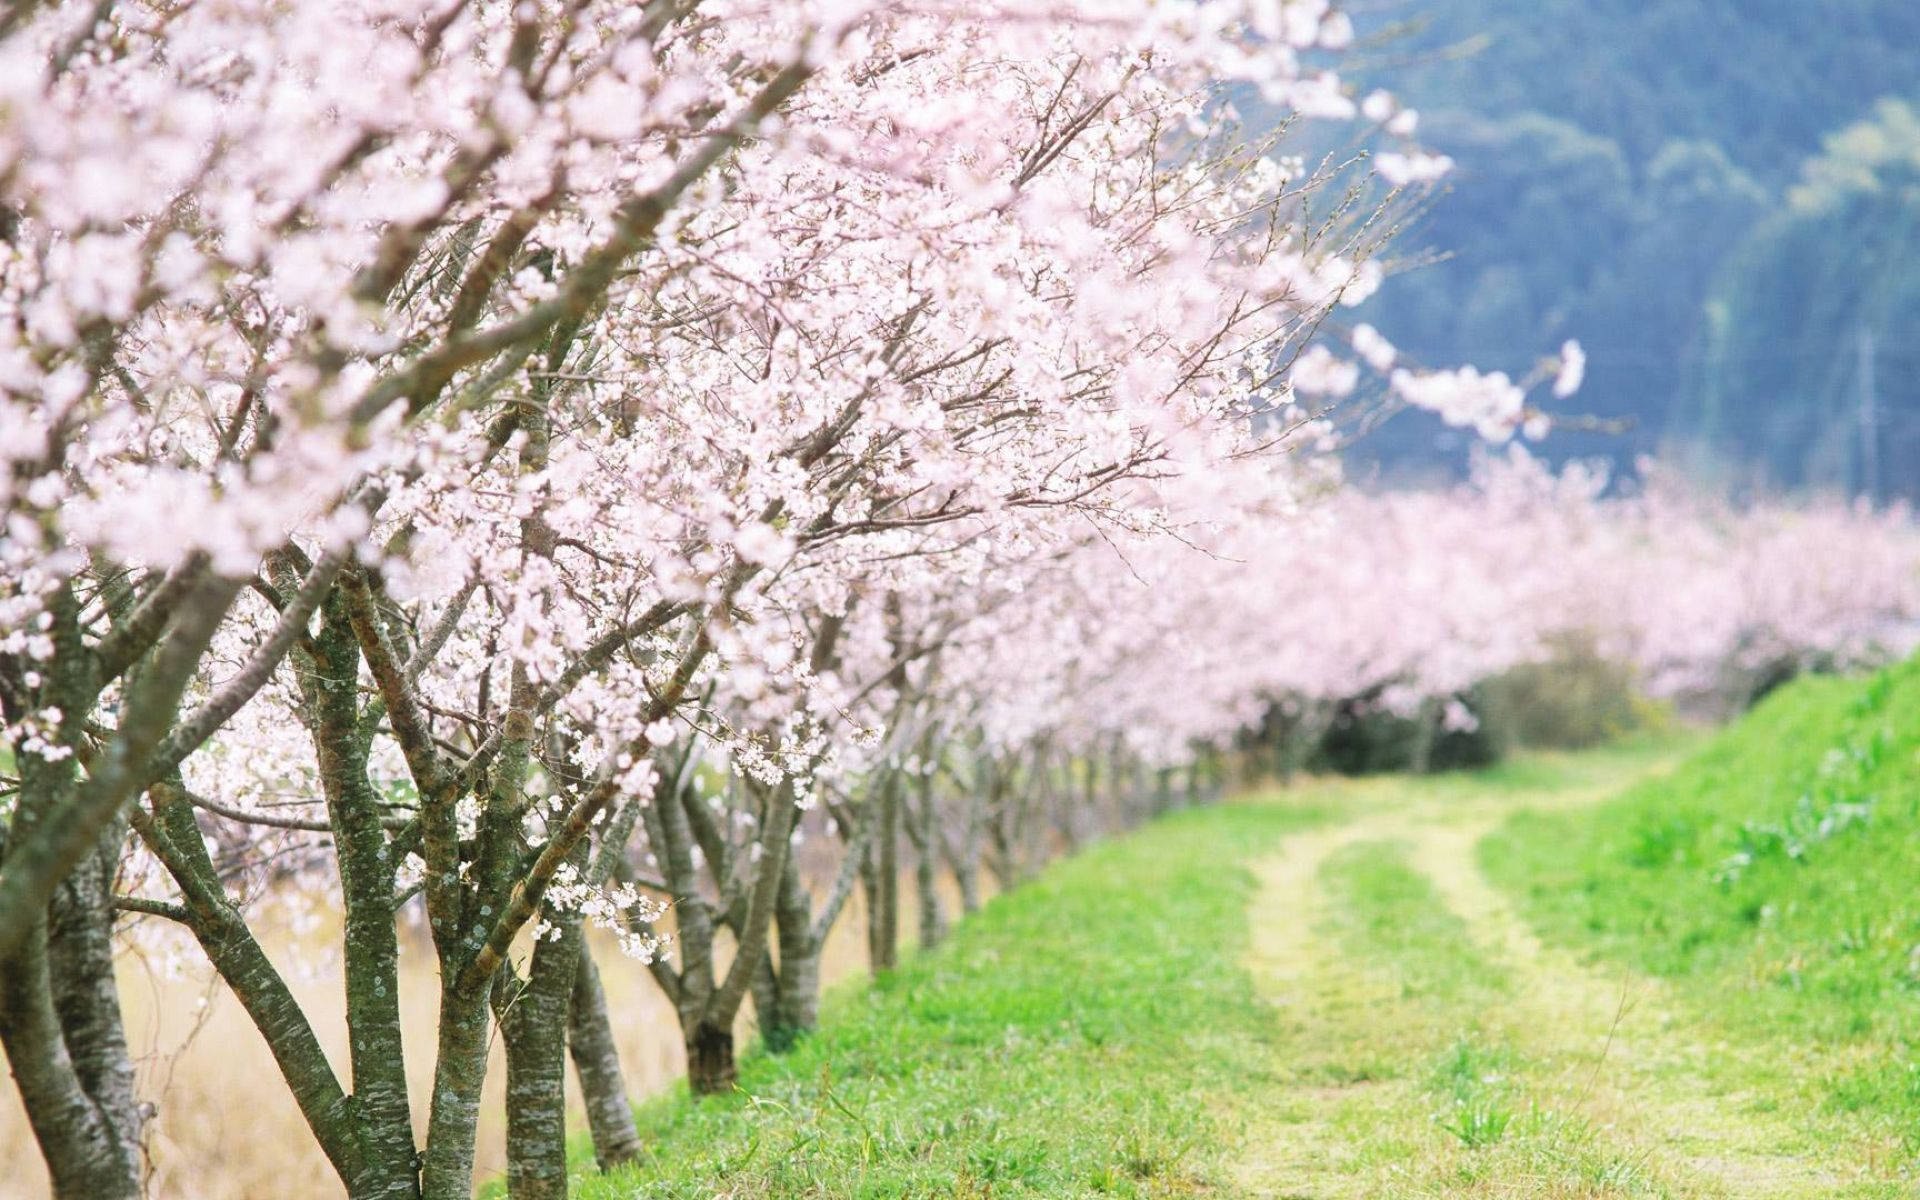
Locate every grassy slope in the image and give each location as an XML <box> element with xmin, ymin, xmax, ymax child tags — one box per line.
<box><xmin>1484</xmin><ymin>657</ymin><xmax>1920</xmax><ymax>1157</ymax></box>
<box><xmin>580</xmin><ymin>800</ymin><xmax>1326</xmax><ymax>1199</ymax></box>
<box><xmin>553</xmin><ymin>691</ymin><xmax>1920</xmax><ymax>1198</ymax></box>
<box><xmin>1305</xmin><ymin>838</ymin><xmax>1672</xmax><ymax>1194</ymax></box>
<box><xmin>1229</xmin><ymin>742</ymin><xmax>1829</xmax><ymax>1200</ymax></box>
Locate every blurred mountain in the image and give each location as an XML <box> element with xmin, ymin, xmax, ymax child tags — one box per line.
<box><xmin>1343</xmin><ymin>0</ymin><xmax>1920</xmax><ymax>498</ymax></box>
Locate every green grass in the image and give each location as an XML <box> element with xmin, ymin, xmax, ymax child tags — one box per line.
<box><xmin>541</xmin><ymin>690</ymin><xmax>1920</xmax><ymax>1198</ymax></box>
<box><xmin>1315</xmin><ymin>842</ymin><xmax>1529</xmax><ymax>1161</ymax></box>
<box><xmin>1281</xmin><ymin>836</ymin><xmax>1670</xmax><ymax>1195</ymax></box>
<box><xmin>1483</xmin><ymin>656</ymin><xmax>1920</xmax><ymax>1158</ymax></box>
<box><xmin>1317</xmin><ymin>838</ymin><xmax>1508</xmax><ymax>1003</ymax></box>
<box><xmin>577</xmin><ymin>799</ymin><xmax>1327</xmax><ymax>1198</ymax></box>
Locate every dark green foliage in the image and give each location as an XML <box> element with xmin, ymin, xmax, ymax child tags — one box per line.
<box><xmin>1678</xmin><ymin>100</ymin><xmax>1920</xmax><ymax>496</ymax></box>
<box><xmin>1311</xmin><ymin>698</ymin><xmax>1422</xmax><ymax>776</ymax></box>
<box><xmin>1311</xmin><ymin>687</ymin><xmax>1505</xmax><ymax>776</ymax></box>
<box><xmin>1430</xmin><ymin>715</ymin><xmax>1505</xmax><ymax>772</ymax></box>
<box><xmin>1482</xmin><ymin>635</ymin><xmax>1659</xmax><ymax>750</ymax></box>
<box><xmin>1340</xmin><ymin>3</ymin><xmax>1920</xmax><ymax>495</ymax></box>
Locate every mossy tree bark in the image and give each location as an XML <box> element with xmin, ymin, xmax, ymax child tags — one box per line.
<box><xmin>861</xmin><ymin>770</ymin><xmax>901</xmax><ymax>974</ymax></box>
<box><xmin>0</xmin><ymin>913</ymin><xmax>142</xmax><ymax>1200</ymax></box>
<box><xmin>641</xmin><ymin>764</ymin><xmax>800</xmax><ymax>1096</ymax></box>
<box><xmin>44</xmin><ymin>843</ymin><xmax>145</xmax><ymax>1192</ymax></box>
<box><xmin>494</xmin><ymin>897</ymin><xmax>584</xmax><ymax>1200</ymax></box>
<box><xmin>907</xmin><ymin>760</ymin><xmax>948</xmax><ymax>952</ymax></box>
<box><xmin>567</xmin><ymin>951</ymin><xmax>642</xmax><ymax>1169</ymax></box>
<box><xmin>944</xmin><ymin>761</ymin><xmax>986</xmax><ymax>916</ymax></box>
<box><xmin>0</xmin><ymin>583</ymin><xmax>182</xmax><ymax>1200</ymax></box>
<box><xmin>303</xmin><ymin>596</ymin><xmax>419</xmax><ymax>1200</ymax></box>
<box><xmin>986</xmin><ymin>753</ymin><xmax>1040</xmax><ymax>891</ymax></box>
<box><xmin>750</xmin><ymin>802</ymin><xmax>867</xmax><ymax>1052</ymax></box>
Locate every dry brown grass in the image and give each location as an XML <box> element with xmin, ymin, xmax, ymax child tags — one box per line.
<box><xmin>0</xmin><ymin>877</ymin><xmax>961</xmax><ymax>1200</ymax></box>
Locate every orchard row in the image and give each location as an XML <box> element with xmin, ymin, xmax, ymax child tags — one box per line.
<box><xmin>0</xmin><ymin>3</ymin><xmax>1907</xmax><ymax>1199</ymax></box>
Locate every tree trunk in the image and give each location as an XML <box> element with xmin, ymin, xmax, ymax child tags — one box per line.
<box><xmin>911</xmin><ymin>769</ymin><xmax>947</xmax><ymax>951</ymax></box>
<box><xmin>1191</xmin><ymin>751</ymin><xmax>1218</xmax><ymax>803</ymax></box>
<box><xmin>1290</xmin><ymin>701</ymin><xmax>1338</xmax><ymax>783</ymax></box>
<box><xmin>953</xmin><ymin>857</ymin><xmax>981</xmax><ymax>914</ymax></box>
<box><xmin>0</xmin><ymin>919</ymin><xmax>142</xmax><ymax>1200</ymax></box>
<box><xmin>307</xmin><ymin>604</ymin><xmax>419</xmax><ymax>1200</ymax></box>
<box><xmin>0</xmin><ymin>650</ymin><xmax>144</xmax><ymax>1200</ymax></box>
<box><xmin>754</xmin><ymin>941</ymin><xmax>822</xmax><ymax>1055</ymax></box>
<box><xmin>685</xmin><ymin>1021</ymin><xmax>736</xmax><ymax>1096</ymax></box>
<box><xmin>568</xmin><ymin>951</ymin><xmax>641</xmax><ymax>1170</ymax></box>
<box><xmin>45</xmin><ymin>840</ymin><xmax>144</xmax><ymax>1183</ymax></box>
<box><xmin>1271</xmin><ymin>705</ymin><xmax>1298</xmax><ymax>784</ymax></box>
<box><xmin>1107</xmin><ymin>747</ymin><xmax>1131</xmax><ymax>829</ymax></box>
<box><xmin>680</xmin><ymin>783</ymin><xmax>797</xmax><ymax>1096</ymax></box>
<box><xmin>421</xmin><ymin>987</ymin><xmax>492</xmax><ymax>1200</ymax></box>
<box><xmin>864</xmin><ymin>774</ymin><xmax>900</xmax><ymax>974</ymax></box>
<box><xmin>949</xmin><ymin>790</ymin><xmax>983</xmax><ymax>917</ymax></box>
<box><xmin>984</xmin><ymin>761</ymin><xmax>1017</xmax><ymax>892</ymax></box>
<box><xmin>1411</xmin><ymin>697</ymin><xmax>1441</xmax><ymax>775</ymax></box>
<box><xmin>145</xmin><ymin>789</ymin><xmax>377</xmax><ymax>1190</ymax></box>
<box><xmin>496</xmin><ymin>909</ymin><xmax>583</xmax><ymax>1200</ymax></box>
<box><xmin>754</xmin><ymin>854</ymin><xmax>824</xmax><ymax>1053</ymax></box>
<box><xmin>424</xmin><ymin>632</ymin><xmax>545</xmax><ymax>1200</ymax></box>
<box><xmin>1053</xmin><ymin>754</ymin><xmax>1084</xmax><ymax>855</ymax></box>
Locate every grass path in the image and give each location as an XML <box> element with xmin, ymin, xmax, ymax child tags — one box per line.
<box><xmin>568</xmin><ymin>801</ymin><xmax>1331</xmax><ymax>1199</ymax></box>
<box><xmin>521</xmin><ymin>729</ymin><xmax>1912</xmax><ymax>1198</ymax></box>
<box><xmin>1233</xmin><ymin>747</ymin><xmax>1901</xmax><ymax>1198</ymax></box>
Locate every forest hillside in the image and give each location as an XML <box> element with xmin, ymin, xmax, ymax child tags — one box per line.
<box><xmin>1347</xmin><ymin>0</ymin><xmax>1920</xmax><ymax>496</ymax></box>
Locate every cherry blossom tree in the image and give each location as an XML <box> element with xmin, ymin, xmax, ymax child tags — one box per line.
<box><xmin>1</xmin><ymin>1</ymin><xmax>1505</xmax><ymax>1197</ymax></box>
<box><xmin>1207</xmin><ymin>448</ymin><xmax>1920</xmax><ymax>770</ymax></box>
<box><xmin>10</xmin><ymin>1</ymin><xmax>1798</xmax><ymax>1198</ymax></box>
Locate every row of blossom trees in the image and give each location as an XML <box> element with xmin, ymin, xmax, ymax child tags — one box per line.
<box><xmin>2</xmin><ymin>2</ymin><xmax>1915</xmax><ymax>1199</ymax></box>
<box><xmin>1187</xmin><ymin>448</ymin><xmax>1920</xmax><ymax>770</ymax></box>
<box><xmin>0</xmin><ymin>1</ymin><xmax>1537</xmax><ymax>1197</ymax></box>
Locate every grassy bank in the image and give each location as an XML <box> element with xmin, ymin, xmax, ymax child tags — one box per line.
<box><xmin>1224</xmin><ymin>741</ymin><xmax>1859</xmax><ymax>1199</ymax></box>
<box><xmin>578</xmin><ymin>799</ymin><xmax>1327</xmax><ymax>1198</ymax></box>
<box><xmin>558</xmin><ymin>694</ymin><xmax>1920</xmax><ymax>1199</ymax></box>
<box><xmin>1484</xmin><ymin>658</ymin><xmax>1920</xmax><ymax>1165</ymax></box>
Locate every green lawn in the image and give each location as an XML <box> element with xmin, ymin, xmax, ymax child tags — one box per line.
<box><xmin>1483</xmin><ymin>656</ymin><xmax>1920</xmax><ymax>1164</ymax></box>
<box><xmin>561</xmin><ymin>664</ymin><xmax>1920</xmax><ymax>1197</ymax></box>
<box><xmin>578</xmin><ymin>800</ymin><xmax>1328</xmax><ymax>1198</ymax></box>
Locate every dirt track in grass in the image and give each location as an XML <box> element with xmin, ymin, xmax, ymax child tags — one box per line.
<box><xmin>1230</xmin><ymin>759</ymin><xmax>1900</xmax><ymax>1199</ymax></box>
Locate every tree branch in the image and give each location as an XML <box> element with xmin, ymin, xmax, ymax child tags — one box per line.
<box><xmin>146</xmin><ymin>545</ymin><xmax>351</xmax><ymax>783</ymax></box>
<box><xmin>92</xmin><ymin>551</ymin><xmax>211</xmax><ymax>683</ymax></box>
<box><xmin>0</xmin><ymin>572</ymin><xmax>240</xmax><ymax>961</ymax></box>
